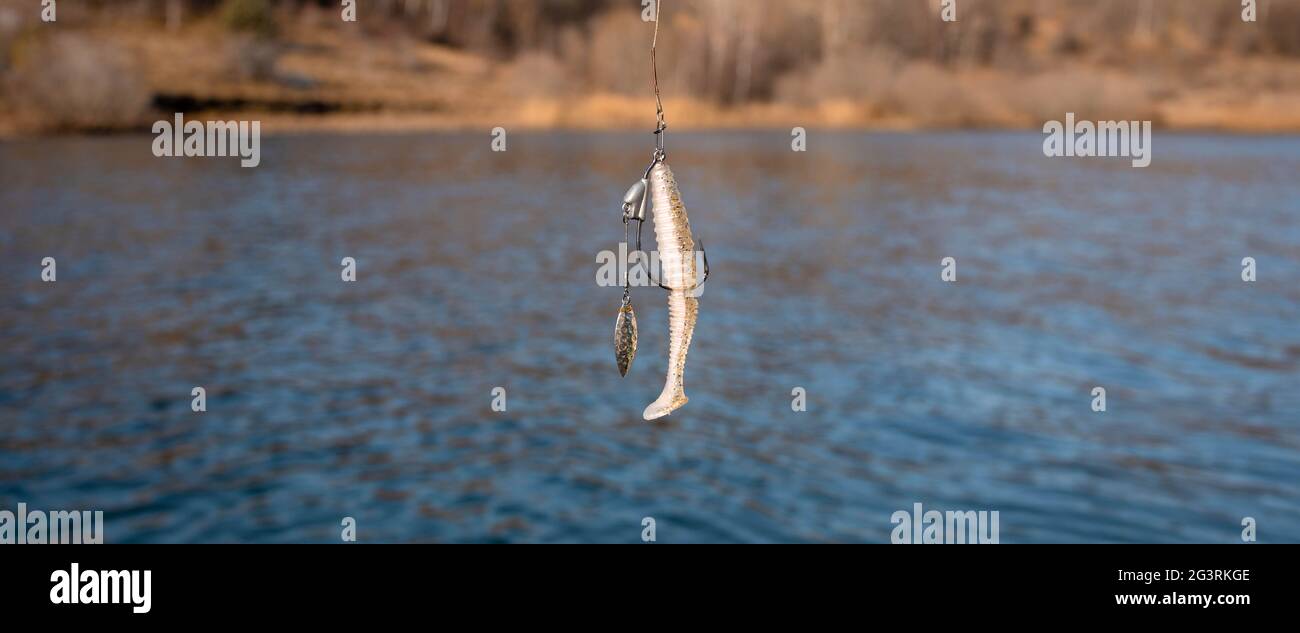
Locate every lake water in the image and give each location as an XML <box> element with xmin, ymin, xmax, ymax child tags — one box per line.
<box><xmin>1</xmin><ymin>131</ymin><xmax>1297</xmax><ymax>543</ymax></box>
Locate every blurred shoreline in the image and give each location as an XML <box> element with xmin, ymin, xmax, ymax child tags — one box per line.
<box><xmin>9</xmin><ymin>106</ymin><xmax>1300</xmax><ymax>139</ymax></box>
<box><xmin>4</xmin><ymin>1</ymin><xmax>1300</xmax><ymax>137</ymax></box>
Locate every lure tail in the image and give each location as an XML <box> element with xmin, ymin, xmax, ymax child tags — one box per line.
<box><xmin>643</xmin><ymin>290</ymin><xmax>697</xmax><ymax>420</ymax></box>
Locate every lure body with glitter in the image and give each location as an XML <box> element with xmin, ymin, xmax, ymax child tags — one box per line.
<box><xmin>640</xmin><ymin>161</ymin><xmax>699</xmax><ymax>420</ymax></box>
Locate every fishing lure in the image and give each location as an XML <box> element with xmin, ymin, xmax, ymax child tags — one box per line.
<box><xmin>613</xmin><ymin>0</ymin><xmax>710</xmax><ymax>420</ymax></box>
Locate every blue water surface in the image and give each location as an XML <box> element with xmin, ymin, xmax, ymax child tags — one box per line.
<box><xmin>0</xmin><ymin>131</ymin><xmax>1297</xmax><ymax>542</ymax></box>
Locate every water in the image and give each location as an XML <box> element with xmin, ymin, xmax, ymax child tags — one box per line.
<box><xmin>1</xmin><ymin>131</ymin><xmax>1297</xmax><ymax>543</ymax></box>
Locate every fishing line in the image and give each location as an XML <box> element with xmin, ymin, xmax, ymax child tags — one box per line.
<box><xmin>651</xmin><ymin>0</ymin><xmax>666</xmax><ymax>156</ymax></box>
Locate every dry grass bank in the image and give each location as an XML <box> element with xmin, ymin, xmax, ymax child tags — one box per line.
<box><xmin>2</xmin><ymin>1</ymin><xmax>1300</xmax><ymax>136</ymax></box>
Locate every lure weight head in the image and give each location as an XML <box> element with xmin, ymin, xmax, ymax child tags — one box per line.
<box><xmin>622</xmin><ymin>178</ymin><xmax>649</xmax><ymax>222</ymax></box>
